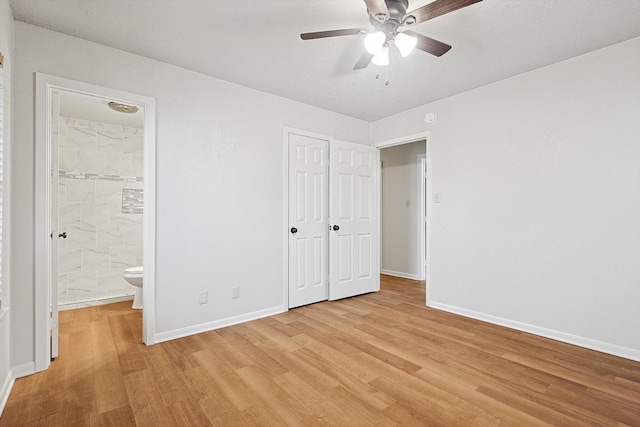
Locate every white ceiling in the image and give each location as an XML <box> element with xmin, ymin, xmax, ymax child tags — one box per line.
<box><xmin>10</xmin><ymin>0</ymin><xmax>640</xmax><ymax>122</ymax></box>
<box><xmin>59</xmin><ymin>91</ymin><xmax>144</xmax><ymax>128</ymax></box>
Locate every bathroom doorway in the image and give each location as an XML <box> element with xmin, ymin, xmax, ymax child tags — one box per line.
<box><xmin>35</xmin><ymin>74</ymin><xmax>156</xmax><ymax>372</ymax></box>
<box><xmin>54</xmin><ymin>91</ymin><xmax>144</xmax><ymax>310</ymax></box>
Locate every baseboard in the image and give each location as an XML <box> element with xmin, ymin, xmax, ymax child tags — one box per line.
<box><xmin>430</xmin><ymin>301</ymin><xmax>640</xmax><ymax>362</ymax></box>
<box><xmin>59</xmin><ymin>295</ymin><xmax>134</xmax><ymax>311</ymax></box>
<box><xmin>11</xmin><ymin>362</ymin><xmax>36</xmax><ymax>379</ymax></box>
<box><xmin>381</xmin><ymin>269</ymin><xmax>420</xmax><ymax>280</ymax></box>
<box><xmin>0</xmin><ymin>372</ymin><xmax>14</xmax><ymax>417</ymax></box>
<box><xmin>154</xmin><ymin>305</ymin><xmax>287</xmax><ymax>344</ymax></box>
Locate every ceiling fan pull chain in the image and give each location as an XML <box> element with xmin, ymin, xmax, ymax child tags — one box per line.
<box><xmin>374</xmin><ymin>67</ymin><xmax>390</xmax><ymax>86</ymax></box>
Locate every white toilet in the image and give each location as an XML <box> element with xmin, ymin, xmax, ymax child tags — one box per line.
<box><xmin>123</xmin><ymin>266</ymin><xmax>143</xmax><ymax>309</ymax></box>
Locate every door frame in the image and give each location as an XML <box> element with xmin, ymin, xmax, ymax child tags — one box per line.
<box><xmin>372</xmin><ymin>132</ymin><xmax>432</xmax><ymax>306</ymax></box>
<box><xmin>35</xmin><ymin>73</ymin><xmax>157</xmax><ymax>372</ymax></box>
<box><xmin>418</xmin><ymin>153</ymin><xmax>426</xmax><ymax>281</ymax></box>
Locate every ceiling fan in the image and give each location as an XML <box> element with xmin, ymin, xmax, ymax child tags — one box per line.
<box><xmin>300</xmin><ymin>0</ymin><xmax>482</xmax><ymax>69</ymax></box>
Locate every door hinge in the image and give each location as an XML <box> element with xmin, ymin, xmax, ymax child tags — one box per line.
<box><xmin>50</xmin><ymin>316</ymin><xmax>58</xmax><ymax>331</ymax></box>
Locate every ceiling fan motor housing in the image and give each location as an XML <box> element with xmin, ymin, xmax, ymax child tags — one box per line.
<box><xmin>369</xmin><ymin>0</ymin><xmax>409</xmax><ymax>38</ymax></box>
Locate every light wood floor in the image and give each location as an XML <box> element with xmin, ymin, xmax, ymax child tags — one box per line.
<box><xmin>2</xmin><ymin>275</ymin><xmax>639</xmax><ymax>426</ymax></box>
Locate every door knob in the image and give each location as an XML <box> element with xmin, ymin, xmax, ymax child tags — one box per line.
<box><xmin>332</xmin><ymin>225</ymin><xmax>340</xmax><ymax>231</ymax></box>
<box><xmin>58</xmin><ymin>232</ymin><xmax>67</xmax><ymax>239</ymax></box>
<box><xmin>290</xmin><ymin>227</ymin><xmax>298</xmax><ymax>234</ymax></box>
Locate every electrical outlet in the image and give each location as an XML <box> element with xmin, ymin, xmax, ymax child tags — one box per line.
<box><xmin>232</xmin><ymin>287</ymin><xmax>240</xmax><ymax>299</ymax></box>
<box><xmin>199</xmin><ymin>291</ymin><xmax>208</xmax><ymax>305</ymax></box>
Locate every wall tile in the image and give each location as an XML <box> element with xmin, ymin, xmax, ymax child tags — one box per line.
<box><xmin>58</xmin><ymin>274</ymin><xmax>68</xmax><ymax>296</ymax></box>
<box><xmin>66</xmin><ymin>224</ymin><xmax>97</xmax><ymax>250</ymax></box>
<box><xmin>66</xmin><ymin>179</ymin><xmax>96</xmax><ymax>202</ymax></box>
<box><xmin>77</xmin><ymin>150</ymin><xmax>106</xmax><ymax>174</ymax></box>
<box><xmin>97</xmin><ymin>130</ymin><xmax>124</xmax><ymax>153</ymax></box>
<box><xmin>59</xmin><ymin>179</ymin><xmax>66</xmax><ymax>202</ymax></box>
<box><xmin>122</xmin><ymin>223</ymin><xmax>143</xmax><ymax>246</ymax></box>
<box><xmin>59</xmin><ymin>201</ymin><xmax>82</xmax><ymax>226</ymax></box>
<box><xmin>67</xmin><ymin>271</ymin><xmax>96</xmax><ymax>294</ymax></box>
<box><xmin>95</xmin><ymin>181</ymin><xmax>123</xmax><ymax>217</ymax></box>
<box><xmin>122</xmin><ymin>189</ymin><xmax>143</xmax><ymax>214</ymax></box>
<box><xmin>66</xmin><ymin>126</ymin><xmax>97</xmax><ymax>150</ymax></box>
<box><xmin>128</xmin><ymin>180</ymin><xmax>144</xmax><ymax>190</ymax></box>
<box><xmin>106</xmin><ymin>153</ymin><xmax>133</xmax><ymax>176</ymax></box>
<box><xmin>97</xmin><ymin>224</ymin><xmax>124</xmax><ymax>248</ymax></box>
<box><xmin>132</xmin><ymin>156</ymin><xmax>144</xmax><ymax>177</ymax></box>
<box><xmin>58</xmin><ymin>123</ymin><xmax>67</xmax><ymax>146</ymax></box>
<box><xmin>95</xmin><ymin>180</ymin><xmax>123</xmax><ymax>201</ymax></box>
<box><xmin>124</xmin><ymin>134</ymin><xmax>143</xmax><ymax>155</ymax></box>
<box><xmin>82</xmin><ymin>202</ymin><xmax>111</xmax><ymax>227</ymax></box>
<box><xmin>59</xmin><ymin>249</ymin><xmax>81</xmax><ymax>274</ymax></box>
<box><xmin>97</xmin><ymin>268</ymin><xmax>132</xmax><ymax>292</ymax></box>
<box><xmin>59</xmin><ymin>148</ymin><xmax>78</xmax><ymax>171</ymax></box>
<box><xmin>110</xmin><ymin>245</ymin><xmax>137</xmax><ymax>269</ymax></box>
<box><xmin>82</xmin><ymin>248</ymin><xmax>110</xmax><ymax>272</ymax></box>
<box><xmin>123</xmin><ymin>126</ymin><xmax>141</xmax><ymax>136</ymax></box>
<box><xmin>111</xmin><ymin>213</ymin><xmax>137</xmax><ymax>228</ymax></box>
<box><xmin>104</xmin><ymin>123</ymin><xmax>124</xmax><ymax>134</ymax></box>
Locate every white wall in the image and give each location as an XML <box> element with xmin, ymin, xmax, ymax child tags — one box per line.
<box><xmin>12</xmin><ymin>23</ymin><xmax>370</xmax><ymax>368</ymax></box>
<box><xmin>0</xmin><ymin>0</ymin><xmax>13</xmax><ymax>414</ymax></box>
<box><xmin>380</xmin><ymin>141</ymin><xmax>425</xmax><ymax>279</ymax></box>
<box><xmin>371</xmin><ymin>37</ymin><xmax>640</xmax><ymax>359</ymax></box>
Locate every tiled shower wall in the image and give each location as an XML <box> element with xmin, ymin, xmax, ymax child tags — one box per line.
<box><xmin>55</xmin><ymin>116</ymin><xmax>144</xmax><ymax>306</ymax></box>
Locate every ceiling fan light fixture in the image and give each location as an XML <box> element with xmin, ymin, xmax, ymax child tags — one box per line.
<box><xmin>395</xmin><ymin>32</ymin><xmax>417</xmax><ymax>57</ymax></box>
<box><xmin>364</xmin><ymin>31</ymin><xmax>386</xmax><ymax>54</ymax></box>
<box><xmin>371</xmin><ymin>45</ymin><xmax>389</xmax><ymax>66</ymax></box>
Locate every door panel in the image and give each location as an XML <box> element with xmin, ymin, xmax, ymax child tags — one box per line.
<box><xmin>329</xmin><ymin>140</ymin><xmax>379</xmax><ymax>300</ymax></box>
<box><xmin>288</xmin><ymin>133</ymin><xmax>329</xmax><ymax>308</ymax></box>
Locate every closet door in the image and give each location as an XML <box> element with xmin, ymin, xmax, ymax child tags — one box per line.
<box><xmin>329</xmin><ymin>140</ymin><xmax>380</xmax><ymax>300</ymax></box>
<box><xmin>288</xmin><ymin>133</ymin><xmax>329</xmax><ymax>308</ymax></box>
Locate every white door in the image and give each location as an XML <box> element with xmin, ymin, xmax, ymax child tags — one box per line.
<box><xmin>50</xmin><ymin>91</ymin><xmax>60</xmax><ymax>359</ymax></box>
<box><xmin>288</xmin><ymin>133</ymin><xmax>329</xmax><ymax>308</ymax></box>
<box><xmin>329</xmin><ymin>140</ymin><xmax>380</xmax><ymax>300</ymax></box>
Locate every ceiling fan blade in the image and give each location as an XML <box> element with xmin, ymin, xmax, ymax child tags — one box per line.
<box><xmin>404</xmin><ymin>31</ymin><xmax>452</xmax><ymax>57</ymax></box>
<box><xmin>300</xmin><ymin>28</ymin><xmax>366</xmax><ymax>40</ymax></box>
<box><xmin>353</xmin><ymin>51</ymin><xmax>374</xmax><ymax>69</ymax></box>
<box><xmin>363</xmin><ymin>0</ymin><xmax>390</xmax><ymax>22</ymax></box>
<box><xmin>407</xmin><ymin>0</ymin><xmax>482</xmax><ymax>25</ymax></box>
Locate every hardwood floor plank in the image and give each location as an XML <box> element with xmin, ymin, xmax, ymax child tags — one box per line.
<box><xmin>235</xmin><ymin>364</ymin><xmax>317</xmax><ymax>426</ymax></box>
<box><xmin>95</xmin><ymin>404</ymin><xmax>136</xmax><ymax>427</ymax></box>
<box><xmin>503</xmin><ymin>352</ymin><xmax>640</xmax><ymax>402</ymax></box>
<box><xmin>2</xmin><ymin>276</ymin><xmax>639</xmax><ymax>426</ymax></box>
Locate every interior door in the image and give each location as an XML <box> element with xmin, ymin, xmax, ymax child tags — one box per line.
<box><xmin>329</xmin><ymin>140</ymin><xmax>380</xmax><ymax>300</ymax></box>
<box><xmin>288</xmin><ymin>133</ymin><xmax>329</xmax><ymax>308</ymax></box>
<box><xmin>50</xmin><ymin>91</ymin><xmax>60</xmax><ymax>359</ymax></box>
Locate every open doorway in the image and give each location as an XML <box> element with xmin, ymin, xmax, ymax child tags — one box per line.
<box><xmin>374</xmin><ymin>132</ymin><xmax>431</xmax><ymax>306</ymax></box>
<box><xmin>380</xmin><ymin>140</ymin><xmax>426</xmax><ymax>280</ymax></box>
<box><xmin>54</xmin><ymin>91</ymin><xmax>145</xmax><ymax>310</ymax></box>
<box><xmin>35</xmin><ymin>74</ymin><xmax>156</xmax><ymax>372</ymax></box>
